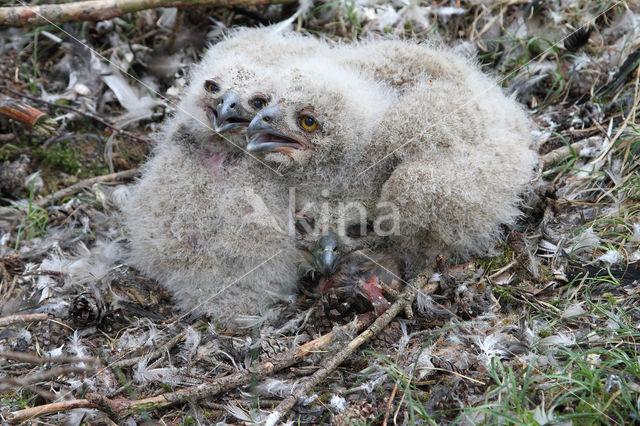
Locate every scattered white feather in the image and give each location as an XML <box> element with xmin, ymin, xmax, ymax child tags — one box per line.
<box><xmin>179</xmin><ymin>327</ymin><xmax>201</xmax><ymax>361</ymax></box>
<box><xmin>533</xmin><ymin>403</ymin><xmax>572</xmax><ymax>426</ymax></box>
<box><xmin>415</xmin><ymin>346</ymin><xmax>435</xmax><ymax>379</ymax></box>
<box><xmin>300</xmin><ymin>393</ymin><xmax>318</xmax><ymax>406</ymax></box>
<box><xmin>69</xmin><ymin>330</ymin><xmax>89</xmax><ymax>362</ymax></box>
<box><xmin>596</xmin><ymin>249</ymin><xmax>621</xmax><ymax>265</ymax></box>
<box><xmin>46</xmin><ymin>344</ymin><xmax>64</xmax><ymax>357</ymax></box>
<box><xmin>569</xmin><ymin>227</ymin><xmax>600</xmax><ymax>255</ymax></box>
<box><xmin>24</xmin><ymin>171</ymin><xmax>43</xmax><ymax>194</ymax></box>
<box><xmin>436</xmin><ymin>6</ymin><xmax>466</xmax><ymax>22</ymax></box>
<box><xmin>476</xmin><ymin>333</ymin><xmax>509</xmax><ymax>366</ymax></box>
<box><xmin>561</xmin><ymin>303</ymin><xmax>586</xmax><ymax>319</ymax></box>
<box><xmin>537</xmin><ymin>333</ymin><xmax>576</xmax><ymax>349</ymax></box>
<box><xmin>329</xmin><ymin>395</ymin><xmax>347</xmax><ymax>412</ymax></box>
<box><xmin>102</xmin><ymin>72</ymin><xmax>162</xmax><ymax>128</ymax></box>
<box><xmin>257</xmin><ymin>378</ymin><xmax>295</xmax><ymax>397</ymax></box>
<box><xmin>134</xmin><ymin>356</ymin><xmax>197</xmax><ymax>386</ymax></box>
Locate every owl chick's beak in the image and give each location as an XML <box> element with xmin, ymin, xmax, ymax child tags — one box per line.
<box><xmin>211</xmin><ymin>90</ymin><xmax>250</xmax><ymax>133</ymax></box>
<box><xmin>246</xmin><ymin>106</ymin><xmax>307</xmax><ymax>152</ymax></box>
<box><xmin>307</xmin><ymin>228</ymin><xmax>343</xmax><ymax>280</ymax></box>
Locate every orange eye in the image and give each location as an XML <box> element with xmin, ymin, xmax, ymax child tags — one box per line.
<box><xmin>299</xmin><ymin>115</ymin><xmax>318</xmax><ymax>131</ymax></box>
<box><xmin>204</xmin><ymin>80</ymin><xmax>219</xmax><ymax>93</ymax></box>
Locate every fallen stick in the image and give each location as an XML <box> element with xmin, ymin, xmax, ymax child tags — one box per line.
<box><xmin>263</xmin><ymin>279</ymin><xmax>422</xmax><ymax>426</ymax></box>
<box><xmin>0</xmin><ymin>366</ymin><xmax>89</xmax><ymax>390</ymax></box>
<box><xmin>72</xmin><ymin>312</ymin><xmax>375</xmax><ymax>420</ymax></box>
<box><xmin>7</xmin><ymin>399</ymin><xmax>97</xmax><ymax>423</ymax></box>
<box><xmin>0</xmin><ymin>0</ymin><xmax>296</xmax><ymax>27</ymax></box>
<box><xmin>540</xmin><ymin>136</ymin><xmax>605</xmax><ymax>171</ymax></box>
<box><xmin>0</xmin><ymin>312</ymin><xmax>49</xmax><ymax>326</ymax></box>
<box><xmin>34</xmin><ymin>168</ymin><xmax>139</xmax><ymax>208</ymax></box>
<box><xmin>0</xmin><ymin>350</ymin><xmax>99</xmax><ymax>365</ymax></box>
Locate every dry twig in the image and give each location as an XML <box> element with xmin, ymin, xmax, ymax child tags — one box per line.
<box><xmin>7</xmin><ymin>399</ymin><xmax>98</xmax><ymax>423</ymax></box>
<box><xmin>540</xmin><ymin>140</ymin><xmax>590</xmax><ymax>170</ymax></box>
<box><xmin>34</xmin><ymin>168</ymin><xmax>139</xmax><ymax>208</ymax></box>
<box><xmin>0</xmin><ymin>312</ymin><xmax>49</xmax><ymax>326</ymax></box>
<box><xmin>0</xmin><ymin>0</ymin><xmax>296</xmax><ymax>27</ymax></box>
<box><xmin>0</xmin><ymin>350</ymin><xmax>99</xmax><ymax>365</ymax></box>
<box><xmin>0</xmin><ymin>366</ymin><xmax>89</xmax><ymax>390</ymax></box>
<box><xmin>263</xmin><ymin>278</ymin><xmax>423</xmax><ymax>425</ymax></box>
<box><xmin>0</xmin><ymin>86</ymin><xmax>152</xmax><ymax>145</ymax></box>
<box><xmin>12</xmin><ymin>312</ymin><xmax>376</xmax><ymax>421</ymax></box>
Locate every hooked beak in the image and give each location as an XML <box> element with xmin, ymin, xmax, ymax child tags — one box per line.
<box><xmin>246</xmin><ymin>105</ymin><xmax>307</xmax><ymax>153</ymax></box>
<box><xmin>314</xmin><ymin>228</ymin><xmax>342</xmax><ymax>279</ymax></box>
<box><xmin>211</xmin><ymin>91</ymin><xmax>250</xmax><ymax>133</ymax></box>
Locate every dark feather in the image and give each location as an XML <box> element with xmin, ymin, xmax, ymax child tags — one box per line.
<box><xmin>593</xmin><ymin>48</ymin><xmax>640</xmax><ymax>99</ymax></box>
<box><xmin>564</xmin><ymin>26</ymin><xmax>592</xmax><ymax>52</ymax></box>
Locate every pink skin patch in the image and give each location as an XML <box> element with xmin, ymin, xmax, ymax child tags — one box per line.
<box><xmin>357</xmin><ymin>276</ymin><xmax>391</xmax><ymax>315</ymax></box>
<box><xmin>203</xmin><ymin>152</ymin><xmax>227</xmax><ymax>180</ymax></box>
<box><xmin>319</xmin><ymin>277</ymin><xmax>336</xmax><ymax>292</ymax></box>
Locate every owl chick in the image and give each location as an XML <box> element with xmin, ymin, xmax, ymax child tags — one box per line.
<box><xmin>334</xmin><ymin>39</ymin><xmax>470</xmax><ymax>92</ymax></box>
<box><xmin>298</xmin><ymin>214</ymin><xmax>401</xmax><ymax>317</ymax></box>
<box><xmin>373</xmin><ymin>66</ymin><xmax>538</xmax><ymax>272</ymax></box>
<box><xmin>248</xmin><ymin>39</ymin><xmax>537</xmax><ymax>274</ymax></box>
<box><xmin>125</xmin><ymin>29</ymin><xmax>327</xmax><ymax>326</ymax></box>
<box><xmin>125</xmin><ymin>134</ymin><xmax>298</xmax><ymax>326</ymax></box>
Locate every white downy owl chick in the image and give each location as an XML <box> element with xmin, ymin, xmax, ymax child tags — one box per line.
<box><xmin>361</xmin><ymin>43</ymin><xmax>538</xmax><ymax>272</ymax></box>
<box><xmin>125</xmin><ymin>29</ymin><xmax>328</xmax><ymax>326</ymax></box>
<box><xmin>125</xmin><ymin>132</ymin><xmax>298</xmax><ymax>326</ymax></box>
<box><xmin>249</xmin><ymin>38</ymin><xmax>537</xmax><ymax>275</ymax></box>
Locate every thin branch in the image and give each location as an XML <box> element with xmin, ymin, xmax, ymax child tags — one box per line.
<box><xmin>82</xmin><ymin>312</ymin><xmax>376</xmax><ymax>420</ymax></box>
<box><xmin>0</xmin><ymin>0</ymin><xmax>296</xmax><ymax>28</ymax></box>
<box><xmin>33</xmin><ymin>168</ymin><xmax>139</xmax><ymax>208</ymax></box>
<box><xmin>540</xmin><ymin>140</ymin><xmax>589</xmax><ymax>170</ymax></box>
<box><xmin>0</xmin><ymin>312</ymin><xmax>49</xmax><ymax>326</ymax></box>
<box><xmin>263</xmin><ymin>278</ymin><xmax>424</xmax><ymax>426</ymax></box>
<box><xmin>6</xmin><ymin>399</ymin><xmax>97</xmax><ymax>422</ymax></box>
<box><xmin>0</xmin><ymin>350</ymin><xmax>99</xmax><ymax>365</ymax></box>
<box><xmin>0</xmin><ymin>366</ymin><xmax>89</xmax><ymax>390</ymax></box>
<box><xmin>382</xmin><ymin>383</ymin><xmax>399</xmax><ymax>426</ymax></box>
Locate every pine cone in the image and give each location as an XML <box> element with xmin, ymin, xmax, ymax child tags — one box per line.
<box><xmin>1</xmin><ymin>253</ymin><xmax>24</xmax><ymax>275</ymax></box>
<box><xmin>69</xmin><ymin>292</ymin><xmax>105</xmax><ymax>326</ymax></box>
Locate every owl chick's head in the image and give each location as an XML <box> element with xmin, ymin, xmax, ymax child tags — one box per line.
<box><xmin>296</xmin><ymin>200</ymin><xmax>381</xmax><ymax>282</ymax></box>
<box><xmin>181</xmin><ymin>53</ymin><xmax>270</xmax><ymax>142</ymax></box>
<box><xmin>246</xmin><ymin>59</ymin><xmax>394</xmax><ymax>167</ymax></box>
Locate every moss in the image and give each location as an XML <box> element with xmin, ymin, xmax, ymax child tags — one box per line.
<box><xmin>477</xmin><ymin>245</ymin><xmax>515</xmax><ymax>274</ymax></box>
<box><xmin>33</xmin><ymin>140</ymin><xmax>82</xmax><ymax>175</ymax></box>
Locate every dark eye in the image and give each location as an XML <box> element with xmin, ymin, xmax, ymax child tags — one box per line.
<box><xmin>251</xmin><ymin>97</ymin><xmax>267</xmax><ymax>110</ymax></box>
<box><xmin>347</xmin><ymin>222</ymin><xmax>372</xmax><ymax>238</ymax></box>
<box><xmin>204</xmin><ymin>80</ymin><xmax>219</xmax><ymax>93</ymax></box>
<box><xmin>295</xmin><ymin>215</ymin><xmax>315</xmax><ymax>234</ymax></box>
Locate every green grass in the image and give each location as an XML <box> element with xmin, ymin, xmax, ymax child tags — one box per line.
<box><xmin>13</xmin><ymin>181</ymin><xmax>49</xmax><ymax>248</ymax></box>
